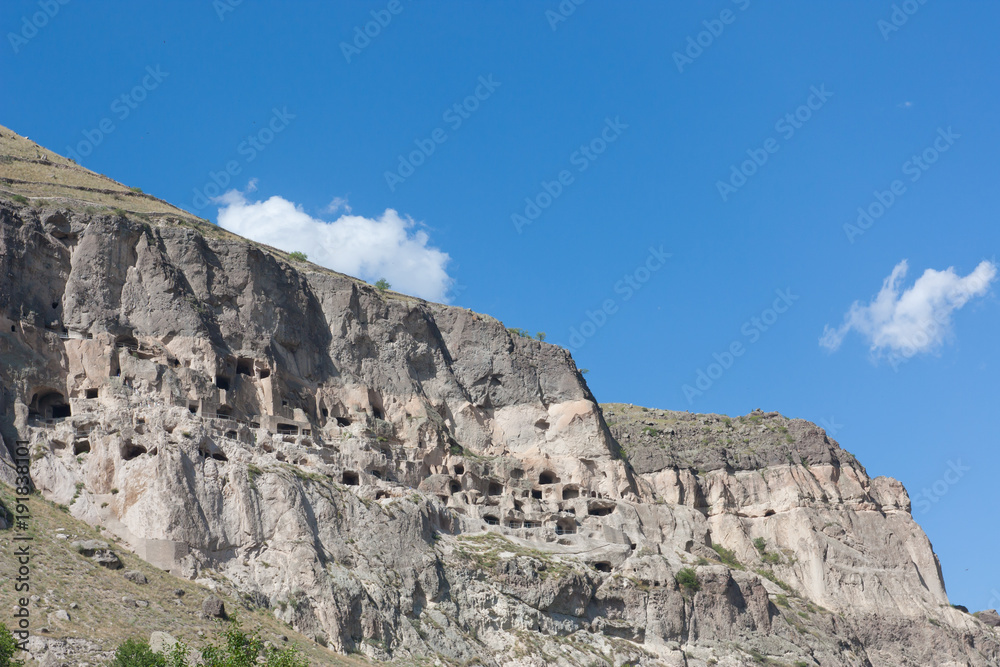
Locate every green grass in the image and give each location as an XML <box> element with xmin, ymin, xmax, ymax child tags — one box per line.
<box><xmin>711</xmin><ymin>544</ymin><xmax>743</xmax><ymax>569</ymax></box>
<box><xmin>675</xmin><ymin>567</ymin><xmax>700</xmax><ymax>593</ymax></box>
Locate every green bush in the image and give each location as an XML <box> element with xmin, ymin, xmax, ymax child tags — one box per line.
<box><xmin>108</xmin><ymin>638</ymin><xmax>166</xmax><ymax>667</ymax></box>
<box><xmin>1</xmin><ymin>623</ymin><xmax>25</xmax><ymax>667</ymax></box>
<box><xmin>287</xmin><ymin>251</ymin><xmax>307</xmax><ymax>262</ymax></box>
<box><xmin>675</xmin><ymin>567</ymin><xmax>700</xmax><ymax>592</ymax></box>
<box><xmin>109</xmin><ymin>619</ymin><xmax>307</xmax><ymax>667</ymax></box>
<box><xmin>508</xmin><ymin>327</ymin><xmax>530</xmax><ymax>338</ymax></box>
<box><xmin>10</xmin><ymin>194</ymin><xmax>28</xmax><ymax>205</ymax></box>
<box><xmin>753</xmin><ymin>537</ymin><xmax>766</xmax><ymax>552</ymax></box>
<box><xmin>374</xmin><ymin>278</ymin><xmax>390</xmax><ymax>292</ymax></box>
<box><xmin>129</xmin><ymin>186</ymin><xmax>144</xmax><ymax>194</ymax></box>
<box><xmin>534</xmin><ymin>332</ymin><xmax>546</xmax><ymax>342</ymax></box>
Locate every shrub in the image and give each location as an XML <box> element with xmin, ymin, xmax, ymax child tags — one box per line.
<box><xmin>129</xmin><ymin>186</ymin><xmax>144</xmax><ymax>194</ymax></box>
<box><xmin>675</xmin><ymin>567</ymin><xmax>700</xmax><ymax>593</ymax></box>
<box><xmin>0</xmin><ymin>623</ymin><xmax>25</xmax><ymax>667</ymax></box>
<box><xmin>10</xmin><ymin>194</ymin><xmax>28</xmax><ymax>205</ymax></box>
<box><xmin>287</xmin><ymin>251</ymin><xmax>307</xmax><ymax>262</ymax></box>
<box><xmin>109</xmin><ymin>619</ymin><xmax>307</xmax><ymax>667</ymax></box>
<box><xmin>108</xmin><ymin>638</ymin><xmax>166</xmax><ymax>667</ymax></box>
<box><xmin>753</xmin><ymin>537</ymin><xmax>767</xmax><ymax>553</ymax></box>
<box><xmin>535</xmin><ymin>332</ymin><xmax>546</xmax><ymax>341</ymax></box>
<box><xmin>374</xmin><ymin>278</ymin><xmax>391</xmax><ymax>292</ymax></box>
<box><xmin>508</xmin><ymin>327</ymin><xmax>530</xmax><ymax>338</ymax></box>
<box><xmin>112</xmin><ymin>208</ymin><xmax>128</xmax><ymax>218</ymax></box>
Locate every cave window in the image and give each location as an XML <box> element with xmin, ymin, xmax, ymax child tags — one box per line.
<box><xmin>85</xmin><ymin>388</ymin><xmax>99</xmax><ymax>399</ymax></box>
<box><xmin>225</xmin><ymin>430</ymin><xmax>237</xmax><ymax>439</ymax></box>
<box><xmin>258</xmin><ymin>368</ymin><xmax>270</xmax><ymax>379</ymax></box>
<box><xmin>281</xmin><ymin>400</ymin><xmax>288</xmax><ymax>407</ymax></box>
<box><xmin>562</xmin><ymin>486</ymin><xmax>580</xmax><ymax>500</ymax></box>
<box><xmin>342</xmin><ymin>471</ymin><xmax>359</xmax><ymax>486</ymax></box>
<box><xmin>216</xmin><ymin>406</ymin><xmax>232</xmax><ymax>419</ymax></box>
<box><xmin>555</xmin><ymin>519</ymin><xmax>576</xmax><ymax>535</ymax></box>
<box><xmin>211</xmin><ymin>452</ymin><xmax>228</xmax><ymax>462</ymax></box>
<box><xmin>588</xmin><ymin>505</ymin><xmax>614</xmax><ymax>517</ymax></box>
<box><xmin>507</xmin><ymin>520</ymin><xmax>522</xmax><ymax>529</ymax></box>
<box><xmin>453</xmin><ymin>464</ymin><xmax>465</xmax><ymax>476</ymax></box>
<box><xmin>51</xmin><ymin>404</ymin><xmax>71</xmax><ymax>419</ymax></box>
<box><xmin>488</xmin><ymin>482</ymin><xmax>503</xmax><ymax>496</ymax></box>
<box><xmin>373</xmin><ymin>408</ymin><xmax>384</xmax><ymax>420</ymax></box>
<box><xmin>51</xmin><ymin>301</ymin><xmax>58</xmax><ymax>309</ymax></box>
<box><xmin>250</xmin><ymin>421</ymin><xmax>260</xmax><ymax>429</ymax></box>
<box><xmin>523</xmin><ymin>521</ymin><xmax>537</xmax><ymax>529</ymax></box>
<box><xmin>370</xmin><ymin>470</ymin><xmax>382</xmax><ymax>480</ymax></box>
<box><xmin>593</xmin><ymin>562</ymin><xmax>612</xmax><ymax>573</ymax></box>
<box><xmin>531</xmin><ymin>489</ymin><xmax>542</xmax><ymax>500</ymax></box>
<box><xmin>215</xmin><ymin>375</ymin><xmax>230</xmax><ymax>391</ymax></box>
<box><xmin>449</xmin><ymin>480</ymin><xmax>462</xmax><ymax>494</ymax></box>
<box><xmin>321</xmin><ymin>408</ymin><xmax>329</xmax><ymax>418</ymax></box>
<box><xmin>236</xmin><ymin>358</ymin><xmax>253</xmax><ymax>376</ymax></box>
<box><xmin>484</xmin><ymin>515</ymin><xmax>499</xmax><ymax>526</ymax></box>
<box><xmin>509</xmin><ymin>468</ymin><xmax>524</xmax><ymax>480</ymax></box>
<box><xmin>73</xmin><ymin>440</ymin><xmax>91</xmax><ymax>455</ymax></box>
<box><xmin>336</xmin><ymin>417</ymin><xmax>351</xmax><ymax>427</ymax></box>
<box><xmin>538</xmin><ymin>471</ymin><xmax>555</xmax><ymax>485</ymax></box>
<box><xmin>765</xmin><ymin>509</ymin><xmax>776</xmax><ymax>517</ymax></box>
<box><xmin>276</xmin><ymin>423</ymin><xmax>298</xmax><ymax>435</ymax></box>
<box><xmin>121</xmin><ymin>442</ymin><xmax>147</xmax><ymax>461</ymax></box>
<box><xmin>188</xmin><ymin>403</ymin><xmax>198</xmax><ymax>414</ymax></box>
<box><xmin>10</xmin><ymin>325</ymin><xmax>15</xmax><ymax>332</ymax></box>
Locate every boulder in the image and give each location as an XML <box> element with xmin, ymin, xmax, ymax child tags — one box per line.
<box><xmin>202</xmin><ymin>595</ymin><xmax>226</xmax><ymax>619</ymax></box>
<box><xmin>123</xmin><ymin>570</ymin><xmax>148</xmax><ymax>585</ymax></box>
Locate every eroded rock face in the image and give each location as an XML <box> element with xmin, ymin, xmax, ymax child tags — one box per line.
<box><xmin>2</xmin><ymin>200</ymin><xmax>998</xmax><ymax>666</ymax></box>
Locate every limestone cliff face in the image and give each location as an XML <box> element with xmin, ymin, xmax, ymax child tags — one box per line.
<box><xmin>1</xmin><ymin>129</ymin><xmax>998</xmax><ymax>666</ymax></box>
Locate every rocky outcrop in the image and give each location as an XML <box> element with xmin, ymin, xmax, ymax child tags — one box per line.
<box><xmin>2</xmin><ymin>127</ymin><xmax>998</xmax><ymax>665</ymax></box>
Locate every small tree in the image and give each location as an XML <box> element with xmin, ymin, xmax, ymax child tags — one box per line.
<box><xmin>287</xmin><ymin>251</ymin><xmax>307</xmax><ymax>262</ymax></box>
<box><xmin>374</xmin><ymin>278</ymin><xmax>391</xmax><ymax>292</ymax></box>
<box><xmin>0</xmin><ymin>623</ymin><xmax>25</xmax><ymax>667</ymax></box>
<box><xmin>535</xmin><ymin>332</ymin><xmax>546</xmax><ymax>342</ymax></box>
<box><xmin>108</xmin><ymin>638</ymin><xmax>166</xmax><ymax>667</ymax></box>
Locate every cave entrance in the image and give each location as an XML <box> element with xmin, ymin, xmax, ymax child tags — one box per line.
<box><xmin>30</xmin><ymin>390</ymin><xmax>70</xmax><ymax>420</ymax></box>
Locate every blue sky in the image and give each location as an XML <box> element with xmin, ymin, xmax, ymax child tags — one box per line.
<box><xmin>3</xmin><ymin>1</ymin><xmax>998</xmax><ymax>611</ymax></box>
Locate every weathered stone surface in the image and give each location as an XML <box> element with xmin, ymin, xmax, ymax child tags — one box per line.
<box><xmin>977</xmin><ymin>609</ymin><xmax>1000</xmax><ymax>627</ymax></box>
<box><xmin>0</xmin><ymin>127</ymin><xmax>997</xmax><ymax>665</ymax></box>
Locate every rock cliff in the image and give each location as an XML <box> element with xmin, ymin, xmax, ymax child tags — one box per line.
<box><xmin>1</xmin><ymin>125</ymin><xmax>998</xmax><ymax>665</ymax></box>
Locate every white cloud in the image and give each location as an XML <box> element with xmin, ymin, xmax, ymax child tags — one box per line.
<box><xmin>325</xmin><ymin>196</ymin><xmax>351</xmax><ymax>215</ymax></box>
<box><xmin>820</xmin><ymin>259</ymin><xmax>996</xmax><ymax>358</ymax></box>
<box><xmin>215</xmin><ymin>189</ymin><xmax>453</xmax><ymax>303</ymax></box>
